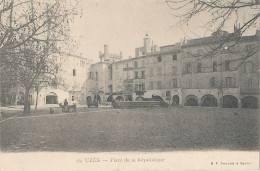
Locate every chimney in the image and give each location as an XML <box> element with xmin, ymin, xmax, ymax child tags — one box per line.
<box><xmin>99</xmin><ymin>51</ymin><xmax>103</xmax><ymax>62</ymax></box>
<box><xmin>104</xmin><ymin>44</ymin><xmax>109</xmax><ymax>55</ymax></box>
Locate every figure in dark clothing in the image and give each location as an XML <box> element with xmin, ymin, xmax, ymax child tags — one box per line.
<box><xmin>64</xmin><ymin>99</ymin><xmax>68</xmax><ymax>112</ymax></box>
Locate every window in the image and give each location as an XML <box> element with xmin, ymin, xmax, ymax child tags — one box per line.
<box><xmin>157</xmin><ymin>67</ymin><xmax>162</xmax><ymax>76</ymax></box>
<box><xmin>210</xmin><ymin>77</ymin><xmax>217</xmax><ymax>88</ymax></box>
<box><xmin>157</xmin><ymin>81</ymin><xmax>162</xmax><ymax>89</ymax></box>
<box><xmin>141</xmin><ymin>70</ymin><xmax>145</xmax><ymax>78</ymax></box>
<box><xmin>172</xmin><ymin>54</ymin><xmax>177</xmax><ymax>61</ymax></box>
<box><xmin>95</xmin><ymin>72</ymin><xmax>98</xmax><ymax>81</ymax></box>
<box><xmin>134</xmin><ymin>71</ymin><xmax>138</xmax><ymax>79</ymax></box>
<box><xmin>187</xmin><ymin>63</ymin><xmax>191</xmax><ymax>73</ymax></box>
<box><xmin>134</xmin><ymin>61</ymin><xmax>138</xmax><ymax>68</ymax></box>
<box><xmin>157</xmin><ymin>56</ymin><xmax>162</xmax><ymax>62</ymax></box>
<box><xmin>225</xmin><ymin>77</ymin><xmax>235</xmax><ymax>88</ymax></box>
<box><xmin>172</xmin><ymin>66</ymin><xmax>177</xmax><ymax>75</ymax></box>
<box><xmin>88</xmin><ymin>72</ymin><xmax>92</xmax><ymax>79</ymax></box>
<box><xmin>134</xmin><ymin>84</ymin><xmax>138</xmax><ymax>91</ymax></box>
<box><xmin>140</xmin><ymin>83</ymin><xmax>145</xmax><ymax>90</ymax></box>
<box><xmin>91</xmin><ymin>72</ymin><xmax>94</xmax><ymax>80</ymax></box>
<box><xmin>197</xmin><ymin>63</ymin><xmax>202</xmax><ymax>73</ymax></box>
<box><xmin>72</xmin><ymin>96</ymin><xmax>74</xmax><ymax>101</ymax></box>
<box><xmin>73</xmin><ymin>69</ymin><xmax>76</xmax><ymax>76</ymax></box>
<box><xmin>173</xmin><ymin>78</ymin><xmax>178</xmax><ymax>88</ymax></box>
<box><xmin>149</xmin><ymin>68</ymin><xmax>154</xmax><ymax>77</ymax></box>
<box><xmin>149</xmin><ymin>81</ymin><xmax>154</xmax><ymax>90</ymax></box>
<box><xmin>213</xmin><ymin>61</ymin><xmax>217</xmax><ymax>72</ymax></box>
<box><xmin>224</xmin><ymin>60</ymin><xmax>230</xmax><ymax>71</ymax></box>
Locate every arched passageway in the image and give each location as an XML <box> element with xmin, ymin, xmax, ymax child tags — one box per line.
<box><xmin>222</xmin><ymin>95</ymin><xmax>238</xmax><ymax>108</ymax></box>
<box><xmin>116</xmin><ymin>96</ymin><xmax>124</xmax><ymax>101</ymax></box>
<box><xmin>46</xmin><ymin>92</ymin><xmax>58</xmax><ymax>104</ymax></box>
<box><xmin>135</xmin><ymin>96</ymin><xmax>143</xmax><ymax>101</ymax></box>
<box><xmin>201</xmin><ymin>94</ymin><xmax>218</xmax><ymax>107</ymax></box>
<box><xmin>242</xmin><ymin>96</ymin><xmax>258</xmax><ymax>109</ymax></box>
<box><xmin>107</xmin><ymin>95</ymin><xmax>113</xmax><ymax>102</ymax></box>
<box><xmin>152</xmin><ymin>95</ymin><xmax>163</xmax><ymax>101</ymax></box>
<box><xmin>184</xmin><ymin>95</ymin><xmax>198</xmax><ymax>106</ymax></box>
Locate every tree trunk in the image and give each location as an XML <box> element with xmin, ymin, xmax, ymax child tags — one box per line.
<box><xmin>35</xmin><ymin>90</ymin><xmax>39</xmax><ymax>110</ymax></box>
<box><xmin>24</xmin><ymin>87</ymin><xmax>31</xmax><ymax>114</ymax></box>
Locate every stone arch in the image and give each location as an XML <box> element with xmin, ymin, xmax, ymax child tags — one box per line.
<box><xmin>107</xmin><ymin>95</ymin><xmax>113</xmax><ymax>102</ymax></box>
<box><xmin>116</xmin><ymin>96</ymin><xmax>124</xmax><ymax>101</ymax></box>
<box><xmin>172</xmin><ymin>95</ymin><xmax>180</xmax><ymax>106</ymax></box>
<box><xmin>242</xmin><ymin>96</ymin><xmax>258</xmax><ymax>109</ymax></box>
<box><xmin>46</xmin><ymin>92</ymin><xmax>58</xmax><ymax>104</ymax></box>
<box><xmin>201</xmin><ymin>94</ymin><xmax>218</xmax><ymax>107</ymax></box>
<box><xmin>221</xmin><ymin>95</ymin><xmax>238</xmax><ymax>108</ymax></box>
<box><xmin>135</xmin><ymin>96</ymin><xmax>143</xmax><ymax>101</ymax></box>
<box><xmin>152</xmin><ymin>95</ymin><xmax>163</xmax><ymax>101</ymax></box>
<box><xmin>184</xmin><ymin>95</ymin><xmax>198</xmax><ymax>106</ymax></box>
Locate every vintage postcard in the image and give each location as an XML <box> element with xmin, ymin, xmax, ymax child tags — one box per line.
<box><xmin>0</xmin><ymin>0</ymin><xmax>259</xmax><ymax>170</ymax></box>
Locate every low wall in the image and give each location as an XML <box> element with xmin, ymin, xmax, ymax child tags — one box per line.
<box><xmin>115</xmin><ymin>101</ymin><xmax>162</xmax><ymax>108</ymax></box>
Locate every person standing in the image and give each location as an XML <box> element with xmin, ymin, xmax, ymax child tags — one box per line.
<box><xmin>64</xmin><ymin>99</ymin><xmax>68</xmax><ymax>112</ymax></box>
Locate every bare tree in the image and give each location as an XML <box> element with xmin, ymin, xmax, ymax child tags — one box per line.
<box><xmin>166</xmin><ymin>0</ymin><xmax>260</xmax><ymax>64</ymax></box>
<box><xmin>0</xmin><ymin>0</ymin><xmax>80</xmax><ymax>114</ymax></box>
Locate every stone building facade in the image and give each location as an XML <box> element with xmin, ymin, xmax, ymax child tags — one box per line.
<box><xmin>1</xmin><ymin>54</ymin><xmax>91</xmax><ymax>107</ymax></box>
<box><xmin>36</xmin><ymin>54</ymin><xmax>92</xmax><ymax>106</ymax></box>
<box><xmin>87</xmin><ymin>31</ymin><xmax>259</xmax><ymax>108</ymax></box>
<box><xmin>86</xmin><ymin>45</ymin><xmax>122</xmax><ymax>104</ymax></box>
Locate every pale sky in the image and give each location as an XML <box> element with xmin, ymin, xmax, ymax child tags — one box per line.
<box><xmin>71</xmin><ymin>0</ymin><xmax>258</xmax><ymax>62</ymax></box>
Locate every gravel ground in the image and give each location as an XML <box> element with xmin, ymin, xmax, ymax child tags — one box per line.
<box><xmin>0</xmin><ymin>107</ymin><xmax>258</xmax><ymax>152</ymax></box>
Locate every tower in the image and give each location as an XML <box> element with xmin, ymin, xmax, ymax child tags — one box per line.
<box><xmin>143</xmin><ymin>34</ymin><xmax>151</xmax><ymax>54</ymax></box>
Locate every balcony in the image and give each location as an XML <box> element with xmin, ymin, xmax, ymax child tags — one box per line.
<box><xmin>134</xmin><ymin>76</ymin><xmax>145</xmax><ymax>80</ymax></box>
<box><xmin>123</xmin><ymin>67</ymin><xmax>133</xmax><ymax>71</ymax></box>
<box><xmin>124</xmin><ymin>79</ymin><xmax>133</xmax><ymax>83</ymax></box>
